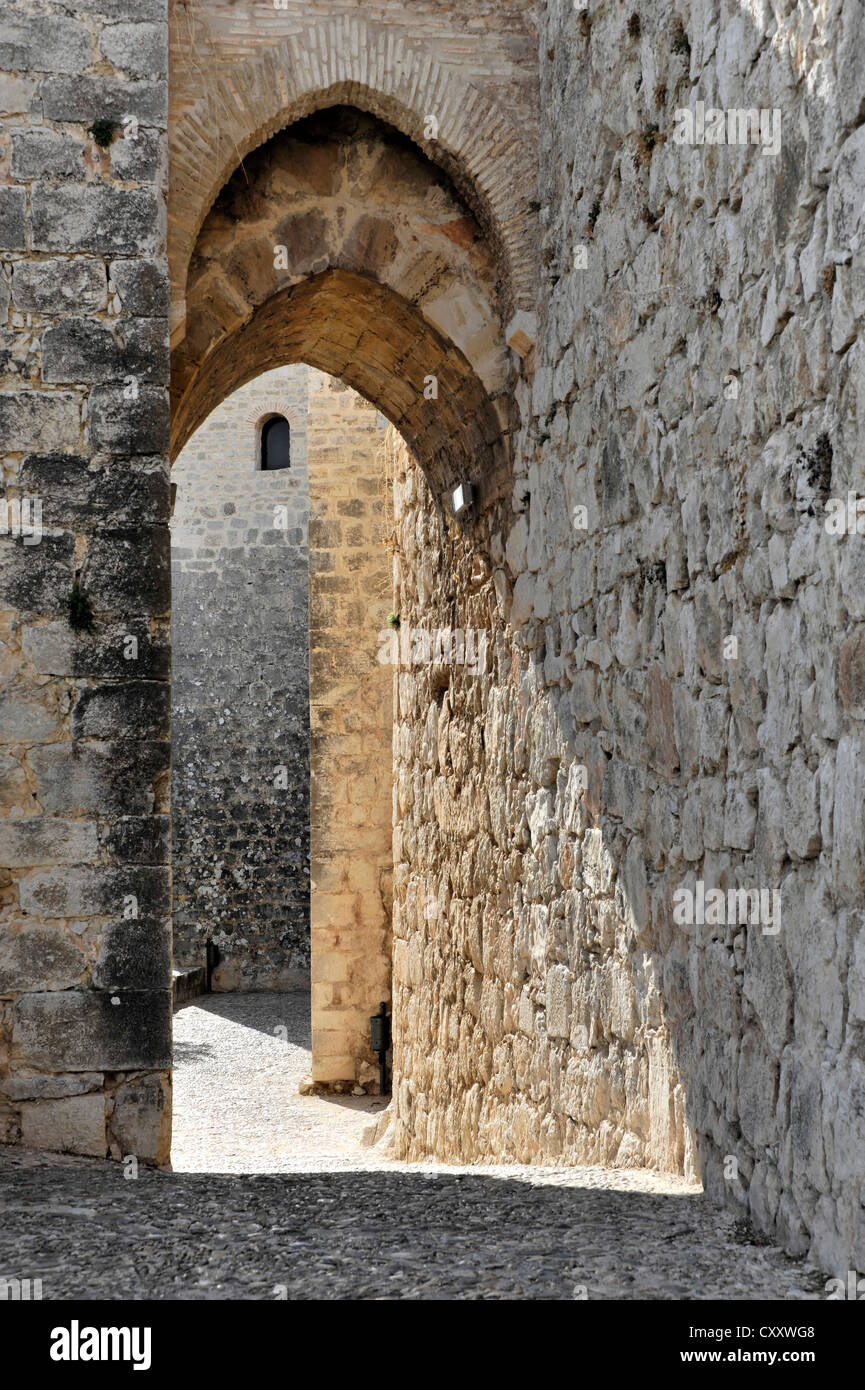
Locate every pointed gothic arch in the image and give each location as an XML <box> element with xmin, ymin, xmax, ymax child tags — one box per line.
<box><xmin>168</xmin><ymin>11</ymin><xmax>539</xmax><ymax>343</ymax></box>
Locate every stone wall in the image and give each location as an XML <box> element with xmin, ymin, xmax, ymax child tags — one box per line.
<box><xmin>391</xmin><ymin>0</ymin><xmax>865</xmax><ymax>1277</ymax></box>
<box><xmin>0</xmin><ymin>0</ymin><xmax>172</xmax><ymax>1162</ymax></box>
<box><xmin>306</xmin><ymin>374</ymin><xmax>393</xmax><ymax>1087</ymax></box>
<box><xmin>3</xmin><ymin>0</ymin><xmax>864</xmax><ymax>1279</ymax></box>
<box><xmin>171</xmin><ymin>365</ymin><xmax>312</xmax><ymax>990</ymax></box>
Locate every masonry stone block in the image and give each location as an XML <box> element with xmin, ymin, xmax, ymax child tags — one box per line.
<box><xmin>109</xmin><ymin>1074</ymin><xmax>170</xmax><ymax>1164</ymax></box>
<box><xmin>110</xmin><ymin>128</ymin><xmax>163</xmax><ymax>183</ymax></box>
<box><xmin>1</xmin><ymin>1073</ymin><xmax>103</xmax><ymax>1102</ymax></box>
<box><xmin>0</xmin><ymin>925</ymin><xmax>86</xmax><ymax>995</ymax></box>
<box><xmin>89</xmin><ymin>386</ymin><xmax>170</xmax><ymax>454</ymax></box>
<box><xmin>20</xmin><ymin>1094</ymin><xmax>107</xmax><ymax>1158</ymax></box>
<box><xmin>40</xmin><ymin>76</ymin><xmax>167</xmax><ymax>128</ymax></box>
<box><xmin>70</xmin><ymin>682</ymin><xmax>170</xmax><ymax>741</ymax></box>
<box><xmin>85</xmin><ymin>527</ymin><xmax>170</xmax><ymax>613</ymax></box>
<box><xmin>0</xmin><ymin>391</ymin><xmax>80</xmax><ymax>453</ymax></box>
<box><xmin>21</xmin><ymin>619</ymin><xmax>169</xmax><ymax>681</ymax></box>
<box><xmin>109</xmin><ymin>258</ymin><xmax>169</xmax><ymax>317</ymax></box>
<box><xmin>18</xmin><ymin>865</ymin><xmax>170</xmax><ymax>920</ymax></box>
<box><xmin>99</xmin><ymin>22</ymin><xmax>168</xmax><ymax>79</ymax></box>
<box><xmin>13</xmin><ymin>991</ymin><xmax>171</xmax><ymax>1072</ymax></box>
<box><xmin>0</xmin><ymin>817</ymin><xmax>99</xmax><ymax>867</ymax></box>
<box><xmin>28</xmin><ymin>741</ymin><xmax>169</xmax><ymax>816</ymax></box>
<box><xmin>0</xmin><ymin>16</ymin><xmax>90</xmax><ymax>75</ymax></box>
<box><xmin>12</xmin><ymin>259</ymin><xmax>108</xmax><ymax>315</ymax></box>
<box><xmin>42</xmin><ymin>319</ymin><xmax>124</xmax><ymax>383</ymax></box>
<box><xmin>93</xmin><ymin>919</ymin><xmax>172</xmax><ymax>992</ymax></box>
<box><xmin>10</xmin><ymin>131</ymin><xmax>84</xmax><ymax>180</ymax></box>
<box><xmin>20</xmin><ymin>453</ymin><xmax>169</xmax><ymax>527</ymax></box>
<box><xmin>101</xmin><ymin>815</ymin><xmax>170</xmax><ymax>866</ymax></box>
<box><xmin>0</xmin><ymin>533</ymin><xmax>75</xmax><ymax>614</ymax></box>
<box><xmin>31</xmin><ymin>188</ymin><xmax>162</xmax><ymax>256</ymax></box>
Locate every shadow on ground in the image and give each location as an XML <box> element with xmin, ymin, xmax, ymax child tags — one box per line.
<box><xmin>0</xmin><ymin>1154</ymin><xmax>825</xmax><ymax>1301</ymax></box>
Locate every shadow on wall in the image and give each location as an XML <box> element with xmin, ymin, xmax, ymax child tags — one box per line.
<box><xmin>389</xmin><ymin>0</ymin><xmax>865</xmax><ymax>1280</ymax></box>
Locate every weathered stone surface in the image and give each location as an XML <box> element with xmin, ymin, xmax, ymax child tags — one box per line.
<box><xmin>70</xmin><ymin>682</ymin><xmax>169</xmax><ymax>740</ymax></box>
<box><xmin>83</xmin><ymin>527</ymin><xmax>170</xmax><ymax>613</ymax></box>
<box><xmin>11</xmin><ymin>259</ymin><xmax>108</xmax><ymax>314</ymax></box>
<box><xmin>0</xmin><ymin>691</ymin><xmax>59</xmax><ymax>742</ymax></box>
<box><xmin>21</xmin><ymin>619</ymin><xmax>169</xmax><ymax>680</ymax></box>
<box><xmin>93</xmin><ymin>920</ymin><xmax>171</xmax><ymax>992</ymax></box>
<box><xmin>101</xmin><ymin>815</ymin><xmax>170</xmax><ymax>865</ymax></box>
<box><xmin>40</xmin><ymin>76</ymin><xmax>167</xmax><ymax>127</ymax></box>
<box><xmin>27</xmin><ymin>741</ymin><xmax>169</xmax><ymax>815</ymax></box>
<box><xmin>0</xmin><ymin>1073</ymin><xmax>102</xmax><ymax>1101</ymax></box>
<box><xmin>108</xmin><ymin>1073</ymin><xmax>170</xmax><ymax>1163</ymax></box>
<box><xmin>109</xmin><ymin>258</ymin><xmax>169</xmax><ymax>317</ymax></box>
<box><xmin>10</xmin><ymin>131</ymin><xmax>85</xmax><ymax>179</ymax></box>
<box><xmin>72</xmin><ymin>0</ymin><xmax>163</xmax><ymax>16</ymax></box>
<box><xmin>99</xmin><ymin>22</ymin><xmax>167</xmax><ymax>79</ymax></box>
<box><xmin>20</xmin><ymin>452</ymin><xmax>169</xmax><ymax>526</ymax></box>
<box><xmin>19</xmin><ymin>1094</ymin><xmax>106</xmax><ymax>1157</ymax></box>
<box><xmin>0</xmin><ymin>74</ymin><xmax>37</xmax><ymax>116</ymax></box>
<box><xmin>110</xmin><ymin>128</ymin><xmax>163</xmax><ymax>183</ymax></box>
<box><xmin>0</xmin><ymin>925</ymin><xmax>86</xmax><ymax>994</ymax></box>
<box><xmin>88</xmin><ymin>386</ymin><xmax>170</xmax><ymax>453</ymax></box>
<box><xmin>31</xmin><ymin>188</ymin><xmax>162</xmax><ymax>255</ymax></box>
<box><xmin>0</xmin><ymin>0</ymin><xmax>171</xmax><ymax>1177</ymax></box>
<box><xmin>0</xmin><ymin>16</ymin><xmax>90</xmax><ymax>74</ymax></box>
<box><xmin>0</xmin><ymin>533</ymin><xmax>75</xmax><ymax>613</ymax></box>
<box><xmin>13</xmin><ymin>991</ymin><xmax>171</xmax><ymax>1071</ymax></box>
<box><xmin>17</xmin><ymin>865</ymin><xmax>169</xmax><ymax>919</ymax></box>
<box><xmin>0</xmin><ymin>392</ymin><xmax>80</xmax><ymax>453</ymax></box>
<box><xmin>0</xmin><ymin>816</ymin><xmax>98</xmax><ymax>867</ymax></box>
<box><xmin>41</xmin><ymin>319</ymin><xmax>124</xmax><ymax>383</ymax></box>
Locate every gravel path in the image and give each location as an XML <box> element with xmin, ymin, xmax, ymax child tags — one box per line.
<box><xmin>171</xmin><ymin>991</ymin><xmax>389</xmax><ymax>1172</ymax></box>
<box><xmin>0</xmin><ymin>993</ymin><xmax>826</xmax><ymax>1300</ymax></box>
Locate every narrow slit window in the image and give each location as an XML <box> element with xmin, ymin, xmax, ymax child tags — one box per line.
<box><xmin>261</xmin><ymin>415</ymin><xmax>291</xmax><ymax>470</ymax></box>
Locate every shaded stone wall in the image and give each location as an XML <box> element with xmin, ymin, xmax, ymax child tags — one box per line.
<box><xmin>0</xmin><ymin>0</ymin><xmax>172</xmax><ymax>1161</ymax></box>
<box><xmin>392</xmin><ymin>0</ymin><xmax>865</xmax><ymax>1277</ymax></box>
<box><xmin>170</xmin><ymin>366</ymin><xmax>312</xmax><ymax>989</ymax></box>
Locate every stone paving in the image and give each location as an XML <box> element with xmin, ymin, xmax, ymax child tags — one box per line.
<box><xmin>0</xmin><ymin>993</ymin><xmax>827</xmax><ymax>1300</ymax></box>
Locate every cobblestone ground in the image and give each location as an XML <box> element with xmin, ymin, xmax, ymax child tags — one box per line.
<box><xmin>0</xmin><ymin>994</ymin><xmax>826</xmax><ymax>1300</ymax></box>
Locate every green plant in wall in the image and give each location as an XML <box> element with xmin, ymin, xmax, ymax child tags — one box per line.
<box><xmin>65</xmin><ymin>580</ymin><xmax>96</xmax><ymax>634</ymax></box>
<box><xmin>87</xmin><ymin>118</ymin><xmax>118</xmax><ymax>148</ymax></box>
<box><xmin>387</xmin><ymin>612</ymin><xmax>401</xmax><ymax>630</ymax></box>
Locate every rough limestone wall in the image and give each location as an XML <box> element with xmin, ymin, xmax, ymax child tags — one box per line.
<box><xmin>170</xmin><ymin>366</ymin><xmax>312</xmax><ymax>989</ymax></box>
<box><xmin>0</xmin><ymin>1</ymin><xmax>172</xmax><ymax>1161</ymax></box>
<box><xmin>306</xmin><ymin>375</ymin><xmax>393</xmax><ymax>1088</ymax></box>
<box><xmin>393</xmin><ymin>0</ymin><xmax>865</xmax><ymax>1274</ymax></box>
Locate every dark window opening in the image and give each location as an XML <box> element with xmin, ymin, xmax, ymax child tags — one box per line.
<box><xmin>261</xmin><ymin>415</ymin><xmax>291</xmax><ymax>470</ymax></box>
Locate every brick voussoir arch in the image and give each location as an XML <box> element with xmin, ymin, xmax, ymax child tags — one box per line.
<box><xmin>172</xmin><ymin>269</ymin><xmax>511</xmax><ymax>514</ymax></box>
<box><xmin>169</xmin><ymin>15</ymin><xmax>538</xmax><ymax>337</ymax></box>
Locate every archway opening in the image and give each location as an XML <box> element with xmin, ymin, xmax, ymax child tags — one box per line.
<box><xmin>170</xmin><ymin>363</ymin><xmax>400</xmax><ymax>1167</ymax></box>
<box><xmin>168</xmin><ymin>98</ymin><xmax>518</xmax><ymax>1161</ymax></box>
